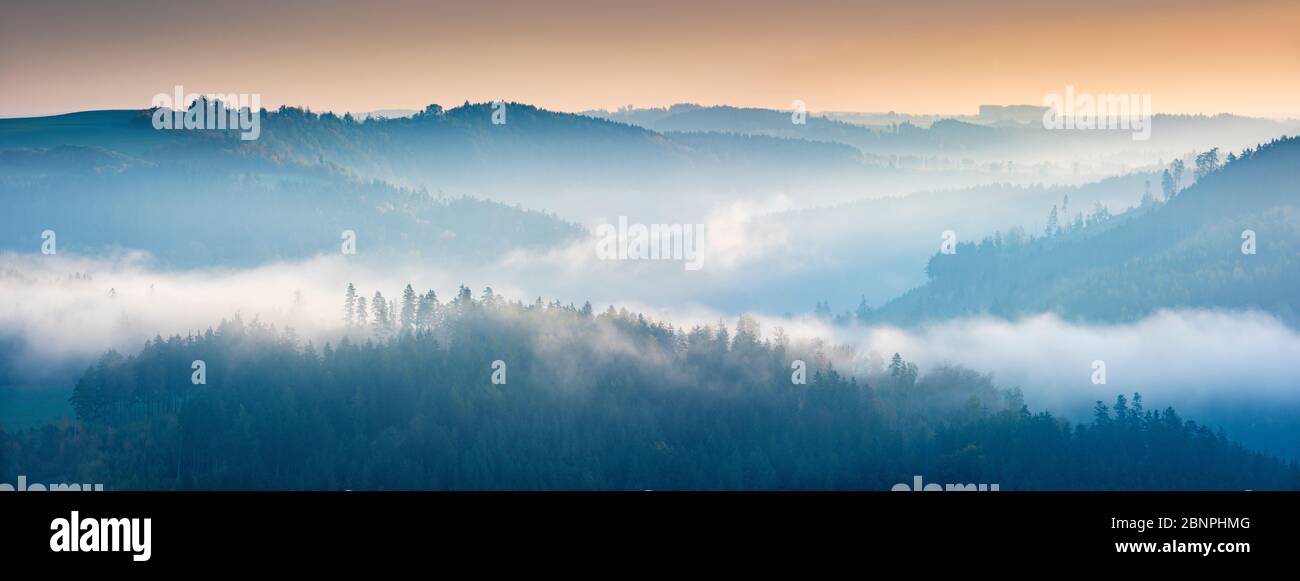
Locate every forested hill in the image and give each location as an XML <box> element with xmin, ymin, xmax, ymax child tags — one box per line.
<box><xmin>587</xmin><ymin>104</ymin><xmax>1300</xmax><ymax>161</ymax></box>
<box><xmin>0</xmin><ymin>145</ymin><xmax>583</xmax><ymax>267</ymax></box>
<box><xmin>0</xmin><ymin>103</ymin><xmax>868</xmax><ymax>197</ymax></box>
<box><xmin>2</xmin><ymin>286</ymin><xmax>1296</xmax><ymax>490</ymax></box>
<box><xmin>871</xmin><ymin>135</ymin><xmax>1300</xmax><ymax>325</ymax></box>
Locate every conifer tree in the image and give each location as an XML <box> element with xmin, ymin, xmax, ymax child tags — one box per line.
<box><xmin>355</xmin><ymin>296</ymin><xmax>368</xmax><ymax>327</ymax></box>
<box><xmin>344</xmin><ymin>283</ymin><xmax>357</xmax><ymax>326</ymax></box>
<box><xmin>400</xmin><ymin>284</ymin><xmax>417</xmax><ymax>334</ymax></box>
<box><xmin>371</xmin><ymin>292</ymin><xmax>389</xmax><ymax>339</ymax></box>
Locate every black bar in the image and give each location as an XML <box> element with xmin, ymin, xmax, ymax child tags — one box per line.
<box><xmin>1</xmin><ymin>491</ymin><xmax>1287</xmax><ymax>570</ymax></box>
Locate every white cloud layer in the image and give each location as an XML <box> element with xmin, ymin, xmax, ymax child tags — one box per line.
<box><xmin>3</xmin><ymin>252</ymin><xmax>1298</xmax><ymax>420</ymax></box>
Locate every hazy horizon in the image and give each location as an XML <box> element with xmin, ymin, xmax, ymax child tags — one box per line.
<box><xmin>3</xmin><ymin>0</ymin><xmax>1300</xmax><ymax>118</ymax></box>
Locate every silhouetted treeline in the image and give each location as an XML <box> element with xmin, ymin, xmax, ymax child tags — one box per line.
<box><xmin>591</xmin><ymin>104</ymin><xmax>1300</xmax><ymax>161</ymax></box>
<box><xmin>1</xmin><ymin>287</ymin><xmax>1295</xmax><ymax>490</ymax></box>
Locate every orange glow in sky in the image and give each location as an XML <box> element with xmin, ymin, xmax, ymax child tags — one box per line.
<box><xmin>2</xmin><ymin>0</ymin><xmax>1298</xmax><ymax>117</ymax></box>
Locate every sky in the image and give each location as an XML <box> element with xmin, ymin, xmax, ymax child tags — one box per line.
<box><xmin>2</xmin><ymin>0</ymin><xmax>1299</xmax><ymax>117</ymax></box>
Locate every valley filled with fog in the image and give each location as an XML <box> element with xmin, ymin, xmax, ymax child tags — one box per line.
<box><xmin>3</xmin><ymin>102</ymin><xmax>1299</xmax><ymax>482</ymax></box>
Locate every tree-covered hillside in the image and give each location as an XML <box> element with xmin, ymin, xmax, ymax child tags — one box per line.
<box><xmin>870</xmin><ymin>136</ymin><xmax>1300</xmax><ymax>325</ymax></box>
<box><xmin>2</xmin><ymin>286</ymin><xmax>1295</xmax><ymax>490</ymax></box>
<box><xmin>590</xmin><ymin>104</ymin><xmax>1300</xmax><ymax>162</ymax></box>
<box><xmin>0</xmin><ymin>103</ymin><xmax>870</xmax><ymax>200</ymax></box>
<box><xmin>0</xmin><ymin>145</ymin><xmax>582</xmax><ymax>267</ymax></box>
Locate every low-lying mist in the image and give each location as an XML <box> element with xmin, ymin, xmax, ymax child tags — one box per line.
<box><xmin>5</xmin><ymin>252</ymin><xmax>1298</xmax><ymax>431</ymax></box>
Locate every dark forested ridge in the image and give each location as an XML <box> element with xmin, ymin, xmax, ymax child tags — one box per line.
<box><xmin>866</xmin><ymin>136</ymin><xmax>1300</xmax><ymax>325</ymax></box>
<box><xmin>2</xmin><ymin>286</ymin><xmax>1295</xmax><ymax>490</ymax></box>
